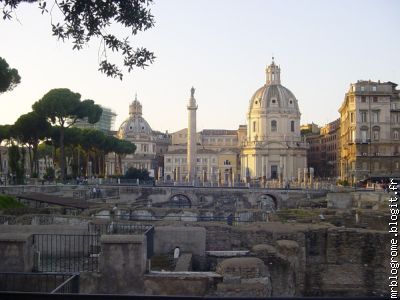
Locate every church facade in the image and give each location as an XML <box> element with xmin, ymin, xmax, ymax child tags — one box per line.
<box><xmin>106</xmin><ymin>96</ymin><xmax>170</xmax><ymax>177</ymax></box>
<box><xmin>241</xmin><ymin>59</ymin><xmax>308</xmax><ymax>182</ymax></box>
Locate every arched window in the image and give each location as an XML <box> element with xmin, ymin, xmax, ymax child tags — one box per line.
<box><xmin>360</xmin><ymin>126</ymin><xmax>369</xmax><ymax>143</ymax></box>
<box><xmin>393</xmin><ymin>130</ymin><xmax>399</xmax><ymax>140</ymax></box>
<box><xmin>271</xmin><ymin>120</ymin><xmax>277</xmax><ymax>132</ymax></box>
<box><xmin>253</xmin><ymin>121</ymin><xmax>257</xmax><ymax>132</ymax></box>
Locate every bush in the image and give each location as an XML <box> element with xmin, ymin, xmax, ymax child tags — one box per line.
<box><xmin>336</xmin><ymin>179</ymin><xmax>350</xmax><ymax>186</ymax></box>
<box><xmin>0</xmin><ymin>194</ymin><xmax>25</xmax><ymax>209</ymax></box>
<box><xmin>124</xmin><ymin>167</ymin><xmax>150</xmax><ymax>181</ymax></box>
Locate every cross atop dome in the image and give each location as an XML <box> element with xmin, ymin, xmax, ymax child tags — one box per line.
<box><xmin>266</xmin><ymin>58</ymin><xmax>281</xmax><ymax>85</ymax></box>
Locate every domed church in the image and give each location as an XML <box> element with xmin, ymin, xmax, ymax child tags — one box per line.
<box><xmin>105</xmin><ymin>95</ymin><xmax>170</xmax><ymax>177</ymax></box>
<box><xmin>240</xmin><ymin>59</ymin><xmax>308</xmax><ymax>182</ymax></box>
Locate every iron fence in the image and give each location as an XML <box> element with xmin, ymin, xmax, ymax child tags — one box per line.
<box><xmin>88</xmin><ymin>223</ymin><xmax>154</xmax><ymax>258</ymax></box>
<box><xmin>33</xmin><ymin>234</ymin><xmax>100</xmax><ymax>272</ymax></box>
<box><xmin>0</xmin><ymin>272</ymin><xmax>79</xmax><ymax>293</ymax></box>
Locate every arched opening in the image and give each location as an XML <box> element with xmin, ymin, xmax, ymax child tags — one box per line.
<box><xmin>168</xmin><ymin>194</ymin><xmax>192</xmax><ymax>208</ymax></box>
<box><xmin>257</xmin><ymin>194</ymin><xmax>277</xmax><ymax>212</ymax></box>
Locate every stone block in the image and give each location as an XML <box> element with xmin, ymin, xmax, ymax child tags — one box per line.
<box><xmin>216</xmin><ymin>257</ymin><xmax>268</xmax><ymax>279</ymax></box>
<box><xmin>327</xmin><ymin>192</ymin><xmax>353</xmax><ymax>209</ymax></box>
<box><xmin>0</xmin><ymin>233</ymin><xmax>34</xmax><ymax>272</ymax></box>
<box><xmin>99</xmin><ymin>234</ymin><xmax>147</xmax><ymax>294</ymax></box>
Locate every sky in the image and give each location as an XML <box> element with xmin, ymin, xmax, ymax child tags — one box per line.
<box><xmin>0</xmin><ymin>0</ymin><xmax>399</xmax><ymax>133</ymax></box>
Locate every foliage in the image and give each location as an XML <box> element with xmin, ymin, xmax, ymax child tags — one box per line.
<box><xmin>0</xmin><ymin>56</ymin><xmax>20</xmax><ymax>93</ymax></box>
<box><xmin>124</xmin><ymin>167</ymin><xmax>149</xmax><ymax>180</ymax></box>
<box><xmin>0</xmin><ymin>194</ymin><xmax>24</xmax><ymax>208</ymax></box>
<box><xmin>38</xmin><ymin>141</ymin><xmax>54</xmax><ymax>158</ymax></box>
<box><xmin>1</xmin><ymin>0</ymin><xmax>155</xmax><ymax>79</ymax></box>
<box><xmin>0</xmin><ymin>124</ymin><xmax>11</xmax><ymax>142</ymax></box>
<box><xmin>0</xmin><ymin>124</ymin><xmax>12</xmax><ymax>174</ymax></box>
<box><xmin>8</xmin><ymin>145</ymin><xmax>25</xmax><ymax>184</ymax></box>
<box><xmin>336</xmin><ymin>179</ymin><xmax>350</xmax><ymax>186</ymax></box>
<box><xmin>32</xmin><ymin>89</ymin><xmax>102</xmax><ymax>127</ymax></box>
<box><xmin>43</xmin><ymin>166</ymin><xmax>55</xmax><ymax>181</ymax></box>
<box><xmin>32</xmin><ymin>88</ymin><xmax>102</xmax><ymax>181</ymax></box>
<box><xmin>12</xmin><ymin>111</ymin><xmax>51</xmax><ymax>176</ymax></box>
<box><xmin>276</xmin><ymin>209</ymin><xmax>320</xmax><ymax>222</ymax></box>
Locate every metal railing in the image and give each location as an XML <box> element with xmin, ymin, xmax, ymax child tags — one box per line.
<box><xmin>50</xmin><ymin>273</ymin><xmax>80</xmax><ymax>294</ymax></box>
<box><xmin>0</xmin><ymin>272</ymin><xmax>79</xmax><ymax>293</ymax></box>
<box><xmin>33</xmin><ymin>234</ymin><xmax>100</xmax><ymax>272</ymax></box>
<box><xmin>88</xmin><ymin>222</ymin><xmax>154</xmax><ymax>258</ymax></box>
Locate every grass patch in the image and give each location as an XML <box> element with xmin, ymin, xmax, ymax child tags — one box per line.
<box><xmin>276</xmin><ymin>208</ymin><xmax>320</xmax><ymax>222</ymax></box>
<box><xmin>150</xmin><ymin>254</ymin><xmax>174</xmax><ymax>271</ymax></box>
<box><xmin>0</xmin><ymin>194</ymin><xmax>25</xmax><ymax>209</ymax></box>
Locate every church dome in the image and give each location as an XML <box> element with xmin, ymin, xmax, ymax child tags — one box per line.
<box><xmin>246</xmin><ymin>59</ymin><xmax>302</xmax><ymax>143</ymax></box>
<box><xmin>118</xmin><ymin>95</ymin><xmax>153</xmax><ymax>139</ymax></box>
<box><xmin>248</xmin><ymin>59</ymin><xmax>300</xmax><ymax>115</ymax></box>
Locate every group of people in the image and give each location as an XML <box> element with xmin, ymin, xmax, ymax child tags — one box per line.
<box><xmin>90</xmin><ymin>186</ymin><xmax>102</xmax><ymax>199</ymax></box>
<box><xmin>76</xmin><ymin>176</ymin><xmax>89</xmax><ymax>185</ymax></box>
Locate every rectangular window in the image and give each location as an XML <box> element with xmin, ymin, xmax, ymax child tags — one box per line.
<box><xmin>350</xmin><ymin>112</ymin><xmax>354</xmax><ymax>123</ymax></box>
<box><xmin>372</xmin><ymin>110</ymin><xmax>380</xmax><ymax>123</ymax></box>
<box><xmin>360</xmin><ymin>110</ymin><xmax>367</xmax><ymax>122</ymax></box>
<box><xmin>361</xmin><ymin>96</ymin><xmax>366</xmax><ymax>103</ymax></box>
<box><xmin>290</xmin><ymin>120</ymin><xmax>295</xmax><ymax>132</ymax></box>
<box><xmin>253</xmin><ymin>121</ymin><xmax>256</xmax><ymax>132</ymax></box>
<box><xmin>372</xmin><ymin>86</ymin><xmax>377</xmax><ymax>92</ymax></box>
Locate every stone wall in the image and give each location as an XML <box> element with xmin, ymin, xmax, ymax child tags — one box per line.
<box><xmin>99</xmin><ymin>234</ymin><xmax>147</xmax><ymax>294</ymax></box>
<box><xmin>182</xmin><ymin>221</ymin><xmax>390</xmax><ymax>297</ymax></box>
<box><xmin>0</xmin><ymin>233</ymin><xmax>34</xmax><ymax>272</ymax></box>
<box><xmin>304</xmin><ymin>227</ymin><xmax>390</xmax><ymax>297</ymax></box>
<box><xmin>154</xmin><ymin>226</ymin><xmax>206</xmax><ymax>256</ymax></box>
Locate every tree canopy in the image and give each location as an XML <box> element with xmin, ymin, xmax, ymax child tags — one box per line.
<box><xmin>32</xmin><ymin>88</ymin><xmax>102</xmax><ymax>180</ymax></box>
<box><xmin>32</xmin><ymin>88</ymin><xmax>102</xmax><ymax>128</ymax></box>
<box><xmin>0</xmin><ymin>56</ymin><xmax>21</xmax><ymax>93</ymax></box>
<box><xmin>12</xmin><ymin>111</ymin><xmax>51</xmax><ymax>176</ymax></box>
<box><xmin>1</xmin><ymin>0</ymin><xmax>156</xmax><ymax>79</ymax></box>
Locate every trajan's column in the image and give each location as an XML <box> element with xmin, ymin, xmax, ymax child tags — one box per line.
<box><xmin>187</xmin><ymin>87</ymin><xmax>198</xmax><ymax>183</ymax></box>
